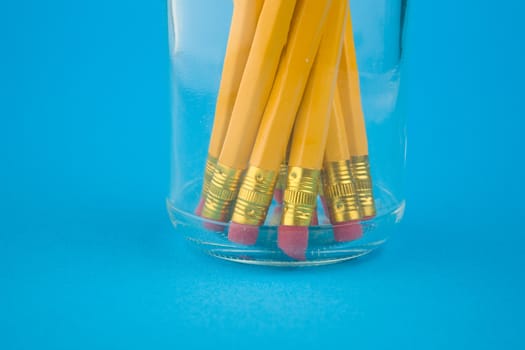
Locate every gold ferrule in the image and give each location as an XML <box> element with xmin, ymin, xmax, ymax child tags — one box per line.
<box><xmin>281</xmin><ymin>167</ymin><xmax>321</xmax><ymax>226</ymax></box>
<box><xmin>201</xmin><ymin>162</ymin><xmax>244</xmax><ymax>222</ymax></box>
<box><xmin>275</xmin><ymin>162</ymin><xmax>288</xmax><ymax>190</ymax></box>
<box><xmin>350</xmin><ymin>155</ymin><xmax>376</xmax><ymax>218</ymax></box>
<box><xmin>202</xmin><ymin>155</ymin><xmax>218</xmax><ymax>196</ymax></box>
<box><xmin>322</xmin><ymin>160</ymin><xmax>363</xmax><ymax>222</ymax></box>
<box><xmin>231</xmin><ymin>166</ymin><xmax>278</xmax><ymax>226</ymax></box>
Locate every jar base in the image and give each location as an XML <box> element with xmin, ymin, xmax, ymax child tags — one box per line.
<box><xmin>207</xmin><ymin>247</ymin><xmax>376</xmax><ymax>267</ymax></box>
<box><xmin>167</xmin><ymin>180</ymin><xmax>404</xmax><ymax>267</ymax></box>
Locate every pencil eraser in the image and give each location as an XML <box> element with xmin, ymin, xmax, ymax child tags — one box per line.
<box><xmin>333</xmin><ymin>221</ymin><xmax>363</xmax><ymax>242</ymax></box>
<box><xmin>278</xmin><ymin>226</ymin><xmax>308</xmax><ymax>261</ymax></box>
<box><xmin>228</xmin><ymin>222</ymin><xmax>259</xmax><ymax>245</ymax></box>
<box><xmin>311</xmin><ymin>210</ymin><xmax>319</xmax><ymax>226</ymax></box>
<box><xmin>274</xmin><ymin>188</ymin><xmax>284</xmax><ymax>204</ymax></box>
<box><xmin>203</xmin><ymin>221</ymin><xmax>226</xmax><ymax>232</ymax></box>
<box><xmin>320</xmin><ymin>196</ymin><xmax>329</xmax><ymax>217</ymax></box>
<box><xmin>194</xmin><ymin>197</ymin><xmax>205</xmax><ymax>216</ymax></box>
<box><xmin>268</xmin><ymin>205</ymin><xmax>283</xmax><ymax>226</ymax></box>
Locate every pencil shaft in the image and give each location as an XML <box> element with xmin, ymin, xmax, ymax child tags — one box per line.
<box><xmin>281</xmin><ymin>0</ymin><xmax>347</xmax><ymax>226</ymax></box>
<box><xmin>230</xmin><ymin>0</ymin><xmax>333</xmax><ymax>227</ymax></box>
<box><xmin>325</xmin><ymin>87</ymin><xmax>351</xmax><ymax>162</ymax></box>
<box><xmin>219</xmin><ymin>0</ymin><xmax>296</xmax><ymax>169</ymax></box>
<box><xmin>339</xmin><ymin>9</ymin><xmax>368</xmax><ymax>156</ymax></box>
<box><xmin>208</xmin><ymin>0</ymin><xmax>265</xmax><ymax>158</ymax></box>
<box><xmin>288</xmin><ymin>0</ymin><xmax>346</xmax><ymax>170</ymax></box>
<box><xmin>249</xmin><ymin>0</ymin><xmax>333</xmax><ymax>171</ymax></box>
<box><xmin>337</xmin><ymin>5</ymin><xmax>376</xmax><ymax>218</ymax></box>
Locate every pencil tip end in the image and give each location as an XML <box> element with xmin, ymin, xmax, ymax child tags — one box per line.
<box><xmin>228</xmin><ymin>222</ymin><xmax>259</xmax><ymax>245</ymax></box>
<box><xmin>278</xmin><ymin>226</ymin><xmax>308</xmax><ymax>261</ymax></box>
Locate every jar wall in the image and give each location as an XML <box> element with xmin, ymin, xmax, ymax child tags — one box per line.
<box><xmin>167</xmin><ymin>0</ymin><xmax>407</xmax><ymax>266</ymax></box>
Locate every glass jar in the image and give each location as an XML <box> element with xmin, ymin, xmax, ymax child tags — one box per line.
<box><xmin>167</xmin><ymin>0</ymin><xmax>408</xmax><ymax>266</ymax></box>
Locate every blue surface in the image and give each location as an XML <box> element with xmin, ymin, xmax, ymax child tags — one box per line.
<box><xmin>2</xmin><ymin>1</ymin><xmax>525</xmax><ymax>349</ymax></box>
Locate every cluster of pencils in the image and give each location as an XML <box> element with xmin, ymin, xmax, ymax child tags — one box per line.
<box><xmin>195</xmin><ymin>0</ymin><xmax>375</xmax><ymax>260</ymax></box>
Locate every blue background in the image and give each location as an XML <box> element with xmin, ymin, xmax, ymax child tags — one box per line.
<box><xmin>2</xmin><ymin>1</ymin><xmax>525</xmax><ymax>349</ymax></box>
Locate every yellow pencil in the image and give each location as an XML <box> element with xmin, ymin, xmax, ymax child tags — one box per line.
<box><xmin>201</xmin><ymin>0</ymin><xmax>297</xmax><ymax>225</ymax></box>
<box><xmin>322</xmin><ymin>85</ymin><xmax>363</xmax><ymax>242</ymax></box>
<box><xmin>196</xmin><ymin>0</ymin><xmax>265</xmax><ymax>215</ymax></box>
<box><xmin>228</xmin><ymin>0</ymin><xmax>334</xmax><ymax>245</ymax></box>
<box><xmin>338</xmin><ymin>5</ymin><xmax>376</xmax><ymax>218</ymax></box>
<box><xmin>278</xmin><ymin>0</ymin><xmax>347</xmax><ymax>260</ymax></box>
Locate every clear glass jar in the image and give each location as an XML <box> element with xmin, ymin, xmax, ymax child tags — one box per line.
<box><xmin>167</xmin><ymin>0</ymin><xmax>408</xmax><ymax>266</ymax></box>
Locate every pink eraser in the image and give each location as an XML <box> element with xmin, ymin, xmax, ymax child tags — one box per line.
<box><xmin>311</xmin><ymin>210</ymin><xmax>319</xmax><ymax>226</ymax></box>
<box><xmin>268</xmin><ymin>205</ymin><xmax>283</xmax><ymax>226</ymax></box>
<box><xmin>194</xmin><ymin>197</ymin><xmax>205</xmax><ymax>216</ymax></box>
<box><xmin>198</xmin><ymin>199</ymin><xmax>226</xmax><ymax>231</ymax></box>
<box><xmin>203</xmin><ymin>218</ymin><xmax>226</xmax><ymax>232</ymax></box>
<box><xmin>278</xmin><ymin>225</ymin><xmax>308</xmax><ymax>261</ymax></box>
<box><xmin>274</xmin><ymin>188</ymin><xmax>284</xmax><ymax>204</ymax></box>
<box><xmin>228</xmin><ymin>222</ymin><xmax>260</xmax><ymax>245</ymax></box>
<box><xmin>333</xmin><ymin>221</ymin><xmax>363</xmax><ymax>242</ymax></box>
<box><xmin>320</xmin><ymin>196</ymin><xmax>329</xmax><ymax>217</ymax></box>
<box><xmin>203</xmin><ymin>222</ymin><xmax>225</xmax><ymax>232</ymax></box>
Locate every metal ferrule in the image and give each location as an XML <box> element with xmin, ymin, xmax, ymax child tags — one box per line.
<box><xmin>201</xmin><ymin>162</ymin><xmax>244</xmax><ymax>222</ymax></box>
<box><xmin>281</xmin><ymin>167</ymin><xmax>321</xmax><ymax>226</ymax></box>
<box><xmin>322</xmin><ymin>160</ymin><xmax>363</xmax><ymax>222</ymax></box>
<box><xmin>231</xmin><ymin>166</ymin><xmax>277</xmax><ymax>226</ymax></box>
<box><xmin>350</xmin><ymin>155</ymin><xmax>376</xmax><ymax>218</ymax></box>
<box><xmin>202</xmin><ymin>155</ymin><xmax>218</xmax><ymax>196</ymax></box>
